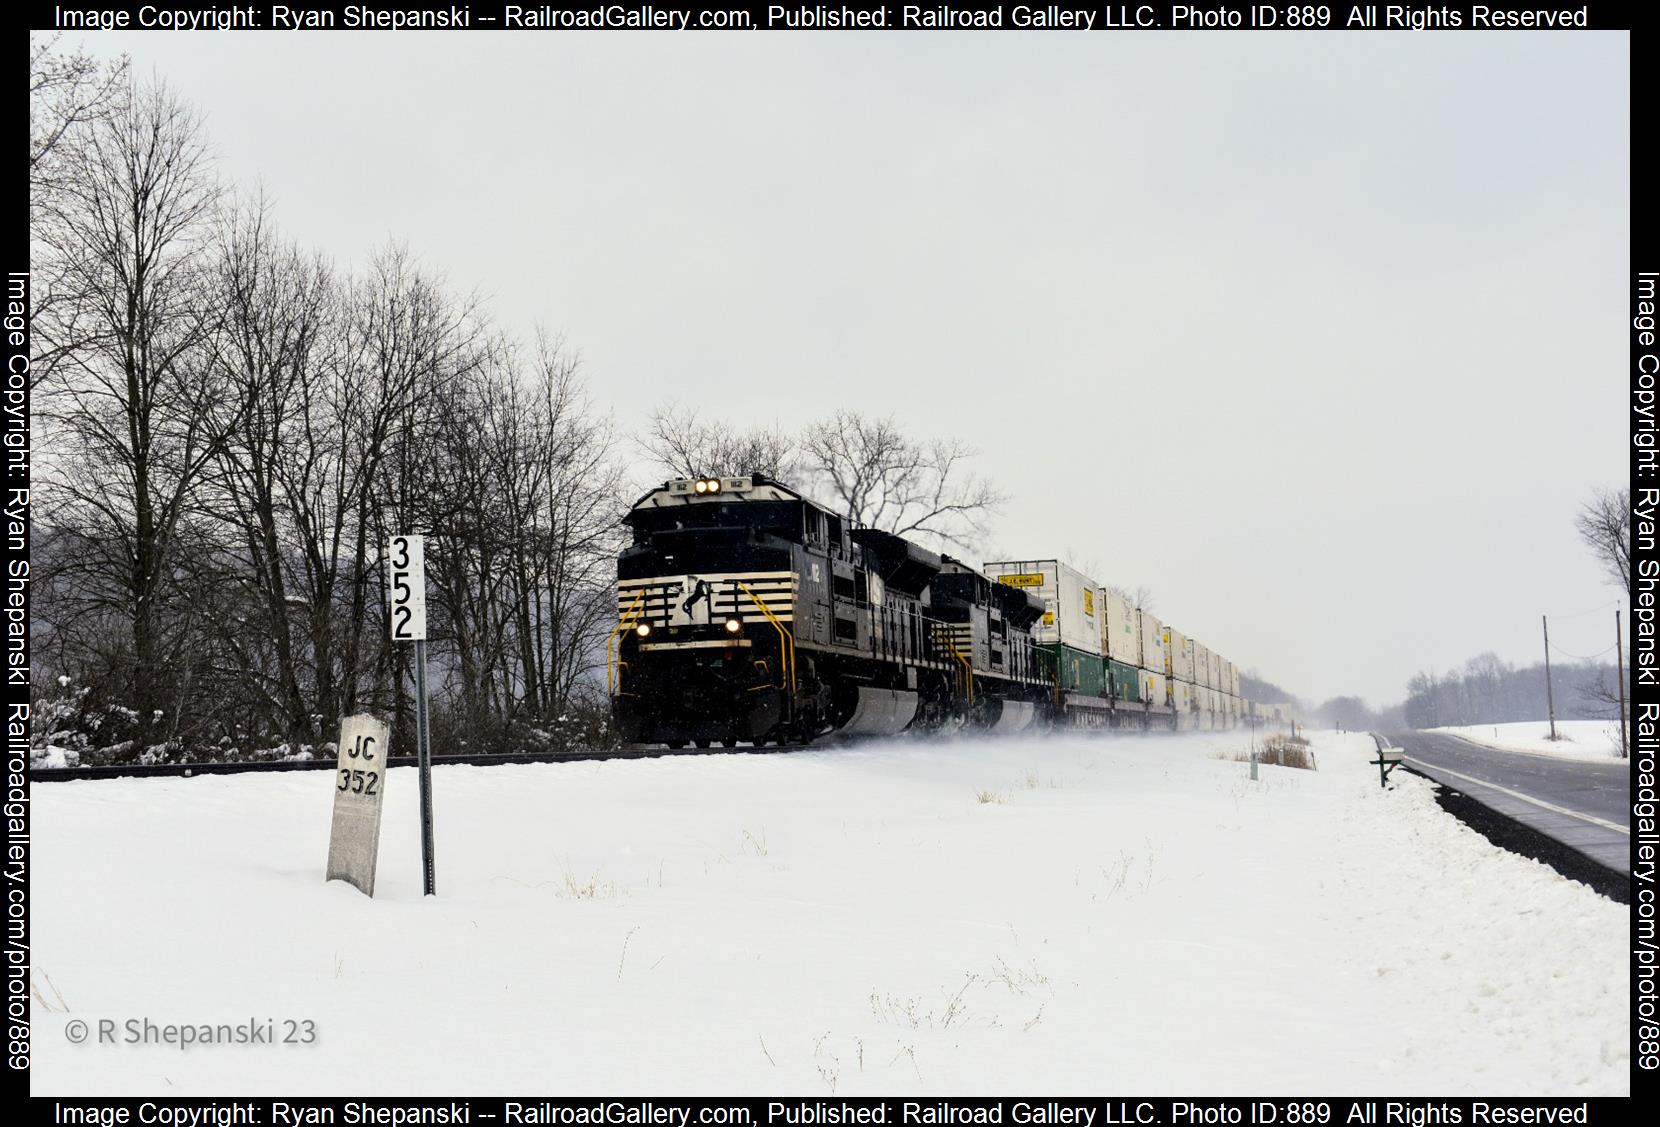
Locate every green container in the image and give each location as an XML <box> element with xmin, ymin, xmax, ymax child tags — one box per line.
<box><xmin>1108</xmin><ymin>660</ymin><xmax>1141</xmax><ymax>703</ymax></box>
<box><xmin>1040</xmin><ymin>643</ymin><xmax>1106</xmax><ymax>698</ymax></box>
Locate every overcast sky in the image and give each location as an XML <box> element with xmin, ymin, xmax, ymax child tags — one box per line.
<box><xmin>78</xmin><ymin>29</ymin><xmax>1629</xmax><ymax>706</ymax></box>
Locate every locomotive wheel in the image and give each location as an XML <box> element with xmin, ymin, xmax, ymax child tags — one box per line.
<box><xmin>666</xmin><ymin>740</ymin><xmax>687</xmax><ymax>749</ymax></box>
<box><xmin>695</xmin><ymin>739</ymin><xmax>711</xmax><ymax>749</ymax></box>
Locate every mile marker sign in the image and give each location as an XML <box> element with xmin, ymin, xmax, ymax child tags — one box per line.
<box><xmin>326</xmin><ymin>713</ymin><xmax>391</xmax><ymax>896</ymax></box>
<box><xmin>387</xmin><ymin>532</ymin><xmax>437</xmax><ymax>896</ymax></box>
<box><xmin>387</xmin><ymin>534</ymin><xmax>427</xmax><ymax>641</ymax></box>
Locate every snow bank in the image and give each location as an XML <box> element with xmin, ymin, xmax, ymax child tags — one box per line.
<box><xmin>30</xmin><ymin>730</ymin><xmax>1626</xmax><ymax>1095</ymax></box>
<box><xmin>1431</xmin><ymin>720</ymin><xmax>1626</xmax><ymax>761</ymax></box>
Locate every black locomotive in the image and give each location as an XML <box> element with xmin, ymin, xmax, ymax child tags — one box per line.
<box><xmin>609</xmin><ymin>475</ymin><xmax>1052</xmax><ymax>747</ymax></box>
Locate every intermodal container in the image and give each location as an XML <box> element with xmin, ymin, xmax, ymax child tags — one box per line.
<box><xmin>1108</xmin><ymin>659</ymin><xmax>1140</xmax><ymax>703</ymax></box>
<box><xmin>1041</xmin><ymin>643</ymin><xmax>1106</xmax><ymax>697</ymax></box>
<box><xmin>985</xmin><ymin>559</ymin><xmax>1102</xmax><ymax>656</ymax></box>
<box><xmin>1137</xmin><ymin>608</ymin><xmax>1165</xmax><ymax>677</ymax></box>
<box><xmin>1100</xmin><ymin>588</ymin><xmax>1138</xmax><ymax>665</ymax></box>
<box><xmin>1164</xmin><ymin>627</ymin><xmax>1194</xmax><ymax>682</ymax></box>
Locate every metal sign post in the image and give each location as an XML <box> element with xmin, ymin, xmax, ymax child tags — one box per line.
<box><xmin>388</xmin><ymin>533</ymin><xmax>436</xmax><ymax>896</ymax></box>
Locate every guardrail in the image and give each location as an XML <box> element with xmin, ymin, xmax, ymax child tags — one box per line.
<box><xmin>1369</xmin><ymin>733</ymin><xmax>1404</xmax><ymax>788</ymax></box>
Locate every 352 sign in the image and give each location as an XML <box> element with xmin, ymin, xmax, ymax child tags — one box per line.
<box><xmin>336</xmin><ymin>726</ymin><xmax>381</xmax><ymax>798</ymax></box>
<box><xmin>387</xmin><ymin>534</ymin><xmax>427</xmax><ymax>641</ymax></box>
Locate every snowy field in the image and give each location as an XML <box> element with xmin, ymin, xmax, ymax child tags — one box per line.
<box><xmin>1431</xmin><ymin>720</ymin><xmax>1626</xmax><ymax>760</ymax></box>
<box><xmin>31</xmin><ymin>729</ymin><xmax>1627</xmax><ymax>1096</ymax></box>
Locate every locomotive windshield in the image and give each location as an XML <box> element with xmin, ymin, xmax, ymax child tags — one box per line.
<box><xmin>629</xmin><ymin>500</ymin><xmax>804</xmax><ymax>543</ymax></box>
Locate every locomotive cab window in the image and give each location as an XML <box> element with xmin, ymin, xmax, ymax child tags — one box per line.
<box><xmin>631</xmin><ymin>500</ymin><xmax>804</xmax><ymax>540</ymax></box>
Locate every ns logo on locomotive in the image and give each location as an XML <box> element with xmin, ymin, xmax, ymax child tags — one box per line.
<box><xmin>609</xmin><ymin>476</ymin><xmax>1260</xmax><ymax>749</ymax></box>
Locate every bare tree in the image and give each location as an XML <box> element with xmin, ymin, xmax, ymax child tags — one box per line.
<box><xmin>1063</xmin><ymin>552</ymin><xmax>1151</xmax><ymax>609</ymax></box>
<box><xmin>517</xmin><ymin>333</ymin><xmax>626</xmax><ymax>715</ymax></box>
<box><xmin>799</xmin><ymin>411</ymin><xmax>1005</xmax><ymax>551</ymax></box>
<box><xmin>1578</xmin><ymin>668</ymin><xmax>1630</xmax><ymax>721</ymax></box>
<box><xmin>29</xmin><ymin>34</ymin><xmax>127</xmax><ymax>182</ymax></box>
<box><xmin>201</xmin><ymin>194</ymin><xmax>335</xmax><ymax>743</ymax></box>
<box><xmin>422</xmin><ymin>331</ymin><xmax>623</xmax><ymax>749</ymax></box>
<box><xmin>348</xmin><ymin>244</ymin><xmax>485</xmax><ymax>742</ymax></box>
<box><xmin>33</xmin><ymin>78</ymin><xmax>228</xmax><ymax>718</ymax></box>
<box><xmin>1106</xmin><ymin>583</ymin><xmax>1155</xmax><ymax>612</ymax></box>
<box><xmin>27</xmin><ymin>69</ymin><xmax>634</xmax><ymax>762</ymax></box>
<box><xmin>638</xmin><ymin>404</ymin><xmax>795</xmax><ymax>481</ymax></box>
<box><xmin>1575</xmin><ymin>485</ymin><xmax>1630</xmax><ymax>590</ymax></box>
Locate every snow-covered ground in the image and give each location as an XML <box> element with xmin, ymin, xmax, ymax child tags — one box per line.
<box><xmin>1431</xmin><ymin>720</ymin><xmax>1627</xmax><ymax>760</ymax></box>
<box><xmin>30</xmin><ymin>729</ymin><xmax>1627</xmax><ymax>1095</ymax></box>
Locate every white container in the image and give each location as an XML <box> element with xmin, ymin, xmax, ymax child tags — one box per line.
<box><xmin>984</xmin><ymin>559</ymin><xmax>1102</xmax><ymax>655</ymax></box>
<box><xmin>1136</xmin><ymin>608</ymin><xmax>1165</xmax><ymax>676</ymax></box>
<box><xmin>1100</xmin><ymin>588</ymin><xmax>1138</xmax><ymax>664</ymax></box>
<box><xmin>1140</xmin><ymin>669</ymin><xmax>1167</xmax><ymax>708</ymax></box>
<box><xmin>1192</xmin><ymin>641</ymin><xmax>1212</xmax><ymax>688</ymax></box>
<box><xmin>1164</xmin><ymin>627</ymin><xmax>1193</xmax><ymax>682</ymax></box>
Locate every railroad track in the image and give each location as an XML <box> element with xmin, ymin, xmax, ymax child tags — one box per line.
<box><xmin>29</xmin><ymin>741</ymin><xmax>822</xmax><ymax>784</ymax></box>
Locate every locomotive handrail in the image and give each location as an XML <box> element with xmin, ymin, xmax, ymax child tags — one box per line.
<box><xmin>739</xmin><ymin>582</ymin><xmax>795</xmax><ymax>694</ymax></box>
<box><xmin>948</xmin><ymin>643</ymin><xmax>974</xmax><ymax>706</ymax></box>
<box><xmin>607</xmin><ymin>591</ymin><xmax>647</xmax><ymax>696</ymax></box>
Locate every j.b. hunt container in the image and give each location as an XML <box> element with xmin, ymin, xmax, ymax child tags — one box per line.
<box><xmin>985</xmin><ymin>560</ymin><xmax>1100</xmax><ymax>656</ymax></box>
<box><xmin>988</xmin><ymin>559</ymin><xmax>1103</xmax><ymax>701</ymax></box>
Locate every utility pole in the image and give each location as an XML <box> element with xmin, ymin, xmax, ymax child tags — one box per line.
<box><xmin>1617</xmin><ymin>605</ymin><xmax>1629</xmax><ymax>759</ymax></box>
<box><xmin>1542</xmin><ymin>614</ymin><xmax>1558</xmax><ymax>741</ymax></box>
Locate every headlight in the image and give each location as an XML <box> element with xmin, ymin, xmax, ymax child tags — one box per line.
<box><xmin>724</xmin><ymin>617</ymin><xmax>742</xmax><ymax>634</ymax></box>
<box><xmin>707</xmin><ymin>478</ymin><xmax>722</xmax><ymax>493</ymax></box>
<box><xmin>635</xmin><ymin>622</ymin><xmax>652</xmax><ymax>637</ymax></box>
<box><xmin>694</xmin><ymin>480</ymin><xmax>708</xmax><ymax>494</ymax></box>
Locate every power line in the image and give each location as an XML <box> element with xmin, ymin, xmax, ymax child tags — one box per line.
<box><xmin>1547</xmin><ymin>640</ymin><xmax>1617</xmax><ymax>662</ymax></box>
<box><xmin>1545</xmin><ymin>599</ymin><xmax>1621</xmax><ymax>621</ymax></box>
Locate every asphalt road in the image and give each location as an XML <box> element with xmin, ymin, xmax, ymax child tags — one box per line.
<box><xmin>1384</xmin><ymin>729</ymin><xmax>1630</xmax><ymax>876</ymax></box>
